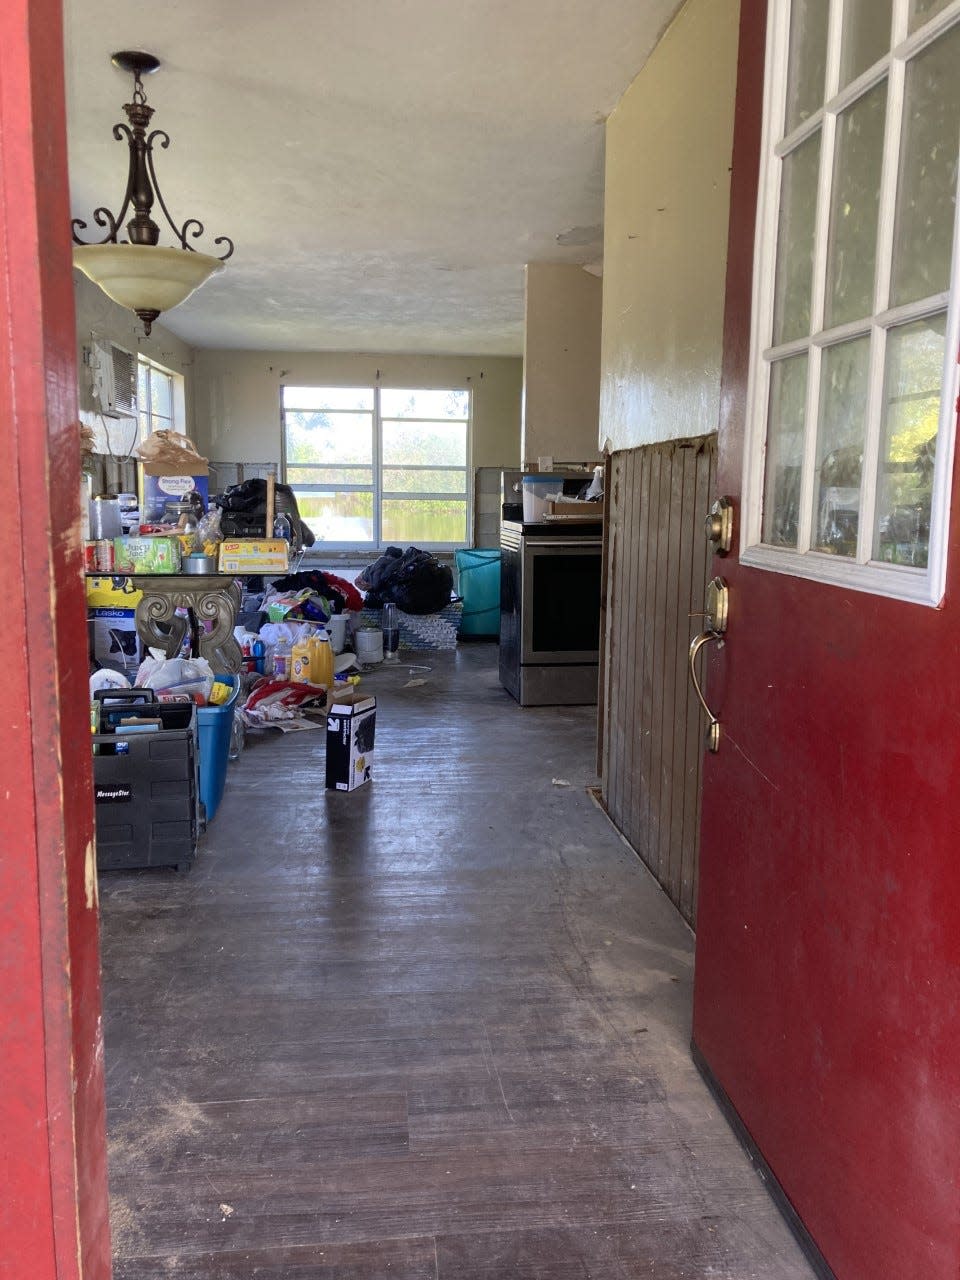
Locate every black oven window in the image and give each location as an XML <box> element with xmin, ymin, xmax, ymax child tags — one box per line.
<box><xmin>531</xmin><ymin>552</ymin><xmax>602</xmax><ymax>653</ymax></box>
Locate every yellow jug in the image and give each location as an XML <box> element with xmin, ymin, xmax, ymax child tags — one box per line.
<box><xmin>291</xmin><ymin>638</ymin><xmax>313</xmax><ymax>684</ymax></box>
<box><xmin>309</xmin><ymin>629</ymin><xmax>334</xmax><ymax>690</ymax></box>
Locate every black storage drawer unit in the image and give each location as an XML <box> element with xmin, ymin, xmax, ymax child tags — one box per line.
<box><xmin>92</xmin><ymin>700</ymin><xmax>199</xmax><ymax>872</ymax></box>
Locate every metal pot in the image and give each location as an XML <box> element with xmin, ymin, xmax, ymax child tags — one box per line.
<box><xmin>182</xmin><ymin>554</ymin><xmax>219</xmax><ymax>574</ymax></box>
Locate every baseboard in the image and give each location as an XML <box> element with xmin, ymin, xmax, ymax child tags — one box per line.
<box><xmin>691</xmin><ymin>1041</ymin><xmax>838</xmax><ymax>1280</ymax></box>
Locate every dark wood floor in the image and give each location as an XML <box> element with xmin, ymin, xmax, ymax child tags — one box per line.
<box><xmin>99</xmin><ymin>643</ymin><xmax>814</xmax><ymax>1279</ymax></box>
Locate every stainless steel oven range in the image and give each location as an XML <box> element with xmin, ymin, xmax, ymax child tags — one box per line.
<box><xmin>498</xmin><ymin>518</ymin><xmax>602</xmax><ymax>706</ymax></box>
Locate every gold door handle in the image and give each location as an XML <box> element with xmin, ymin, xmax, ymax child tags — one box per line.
<box><xmin>689</xmin><ymin>629</ymin><xmax>723</xmax><ymax>753</ymax></box>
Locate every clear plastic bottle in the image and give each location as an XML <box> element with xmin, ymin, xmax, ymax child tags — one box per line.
<box><xmin>272</xmin><ymin>634</ymin><xmax>292</xmax><ymax>680</ymax></box>
<box><xmin>273</xmin><ymin>512</ymin><xmax>293</xmax><ymax>568</ymax></box>
<box><xmin>382</xmin><ymin>602</ymin><xmax>399</xmax><ymax>662</ymax></box>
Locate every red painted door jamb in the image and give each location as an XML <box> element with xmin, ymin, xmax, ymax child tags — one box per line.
<box><xmin>0</xmin><ymin>0</ymin><xmax>112</xmax><ymax>1276</ymax></box>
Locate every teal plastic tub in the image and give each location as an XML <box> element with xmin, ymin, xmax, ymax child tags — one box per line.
<box><xmin>455</xmin><ymin>548</ymin><xmax>501</xmax><ymax>637</ymax></box>
<box><xmin>197</xmin><ymin>675</ymin><xmax>239</xmax><ymax>824</ymax></box>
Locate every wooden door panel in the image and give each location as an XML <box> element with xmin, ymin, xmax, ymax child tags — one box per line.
<box><xmin>602</xmin><ymin>436</ymin><xmax>716</xmax><ymax>925</ymax></box>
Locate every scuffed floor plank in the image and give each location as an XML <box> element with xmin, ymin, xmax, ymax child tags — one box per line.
<box><xmin>99</xmin><ymin>644</ymin><xmax>814</xmax><ymax>1279</ymax></box>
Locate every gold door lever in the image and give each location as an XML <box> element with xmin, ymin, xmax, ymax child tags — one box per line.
<box><xmin>689</xmin><ymin>630</ymin><xmax>723</xmax><ymax>753</ymax></box>
<box><xmin>688</xmin><ymin>576</ymin><xmax>729</xmax><ymax>753</ymax></box>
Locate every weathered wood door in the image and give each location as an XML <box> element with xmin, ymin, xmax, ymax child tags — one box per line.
<box><xmin>0</xmin><ymin>1</ymin><xmax>111</xmax><ymax>1274</ymax></box>
<box><xmin>601</xmin><ymin>436</ymin><xmax>716</xmax><ymax>925</ymax></box>
<box><xmin>693</xmin><ymin>3</ymin><xmax>960</xmax><ymax>1277</ymax></box>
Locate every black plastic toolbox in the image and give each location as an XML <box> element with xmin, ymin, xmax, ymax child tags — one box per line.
<box><xmin>92</xmin><ymin>691</ymin><xmax>200</xmax><ymax>872</ymax></box>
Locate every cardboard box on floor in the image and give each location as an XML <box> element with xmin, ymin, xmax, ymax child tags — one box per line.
<box><xmin>325</xmin><ymin>689</ymin><xmax>376</xmax><ymax>792</ymax></box>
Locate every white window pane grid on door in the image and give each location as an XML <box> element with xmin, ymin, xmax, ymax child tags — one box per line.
<box><xmin>873</xmin><ymin>313</ymin><xmax>947</xmax><ymax>566</ymax></box>
<box><xmin>812</xmin><ymin>335</ymin><xmax>870</xmax><ymax>556</ymax></box>
<box><xmin>762</xmin><ymin>354</ymin><xmax>808</xmax><ymax>547</ymax></box>
<box><xmin>891</xmin><ymin>21</ymin><xmax>960</xmax><ymax>306</ymax></box>
<box><xmin>841</xmin><ymin>0</ymin><xmax>894</xmax><ymax>86</ymax></box>
<box><xmin>825</xmin><ymin>81</ymin><xmax>887</xmax><ymax>328</ymax></box>
<box><xmin>281</xmin><ymin>385</ymin><xmax>472</xmax><ymax>549</ymax></box>
<box><xmin>773</xmin><ymin>130</ymin><xmax>823</xmax><ymax>343</ymax></box>
<box><xmin>743</xmin><ymin>0</ymin><xmax>960</xmax><ymax>605</ymax></box>
<box><xmin>785</xmin><ymin>0</ymin><xmax>830</xmax><ymax>133</ymax></box>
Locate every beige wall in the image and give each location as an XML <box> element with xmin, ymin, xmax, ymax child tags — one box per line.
<box><xmin>523</xmin><ymin>263</ymin><xmax>602</xmax><ymax>467</ymax></box>
<box><xmin>190</xmin><ymin>351</ymin><xmax>522</xmax><ymax>470</ymax></box>
<box><xmin>73</xmin><ymin>273</ymin><xmax>196</xmax><ymax>453</ymax></box>
<box><xmin>599</xmin><ymin>0</ymin><xmax>739</xmax><ymax>453</ymax></box>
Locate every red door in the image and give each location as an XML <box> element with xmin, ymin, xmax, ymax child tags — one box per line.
<box><xmin>0</xmin><ymin>0</ymin><xmax>111</xmax><ymax>1275</ymax></box>
<box><xmin>693</xmin><ymin>4</ymin><xmax>960</xmax><ymax>1280</ymax></box>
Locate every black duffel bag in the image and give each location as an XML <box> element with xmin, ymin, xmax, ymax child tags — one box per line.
<box><xmin>358</xmin><ymin>546</ymin><xmax>453</xmax><ymax>615</ymax></box>
<box><xmin>215</xmin><ymin>478</ymin><xmax>315</xmax><ymax>548</ymax></box>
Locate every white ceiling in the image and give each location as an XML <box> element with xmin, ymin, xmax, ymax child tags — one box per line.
<box><xmin>64</xmin><ymin>1</ymin><xmax>683</xmax><ymax>355</ymax></box>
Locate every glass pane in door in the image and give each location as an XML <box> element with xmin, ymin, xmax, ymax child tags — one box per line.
<box><xmin>840</xmin><ymin>0</ymin><xmax>892</xmax><ymax>85</ymax></box>
<box><xmin>909</xmin><ymin>0</ymin><xmax>953</xmax><ymax>32</ymax></box>
<box><xmin>772</xmin><ymin>132</ymin><xmax>822</xmax><ymax>344</ymax></box>
<box><xmin>873</xmin><ymin>314</ymin><xmax>946</xmax><ymax>567</ymax></box>
<box><xmin>762</xmin><ymin>354</ymin><xmax>808</xmax><ymax>548</ymax></box>
<box><xmin>784</xmin><ymin>0</ymin><xmax>829</xmax><ymax>133</ymax></box>
<box><xmin>890</xmin><ymin>23</ymin><xmax>960</xmax><ymax>306</ymax></box>
<box><xmin>812</xmin><ymin>337</ymin><xmax>870</xmax><ymax>557</ymax></box>
<box><xmin>825</xmin><ymin>82</ymin><xmax>887</xmax><ymax>326</ymax></box>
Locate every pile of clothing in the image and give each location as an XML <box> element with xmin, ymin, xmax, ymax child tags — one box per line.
<box><xmin>267</xmin><ymin>569</ymin><xmax>363</xmax><ymax>620</ymax></box>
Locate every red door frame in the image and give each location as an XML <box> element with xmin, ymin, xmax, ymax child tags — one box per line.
<box><xmin>0</xmin><ymin>0</ymin><xmax>111</xmax><ymax>1275</ymax></box>
<box><xmin>694</xmin><ymin>2</ymin><xmax>960</xmax><ymax>1278</ymax></box>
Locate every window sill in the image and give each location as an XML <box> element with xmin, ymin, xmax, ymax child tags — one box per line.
<box><xmin>739</xmin><ymin>544</ymin><xmax>943</xmax><ymax>607</ymax></box>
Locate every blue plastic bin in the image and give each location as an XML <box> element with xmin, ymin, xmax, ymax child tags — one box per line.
<box><xmin>197</xmin><ymin>676</ymin><xmax>239</xmax><ymax>823</ymax></box>
<box><xmin>455</xmin><ymin>548</ymin><xmax>501</xmax><ymax>636</ymax></box>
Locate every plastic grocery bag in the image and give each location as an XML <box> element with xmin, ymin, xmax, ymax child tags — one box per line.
<box><xmin>135</xmin><ymin>655</ymin><xmax>215</xmax><ymax>702</ymax></box>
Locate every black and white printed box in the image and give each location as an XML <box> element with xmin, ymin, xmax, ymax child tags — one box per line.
<box><xmin>325</xmin><ymin>693</ymin><xmax>376</xmax><ymax>792</ymax></box>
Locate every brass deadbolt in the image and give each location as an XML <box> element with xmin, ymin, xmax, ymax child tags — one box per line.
<box><xmin>705</xmin><ymin>497</ymin><xmax>734</xmax><ymax>554</ymax></box>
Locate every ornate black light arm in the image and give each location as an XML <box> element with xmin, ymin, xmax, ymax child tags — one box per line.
<box><xmin>72</xmin><ymin>50</ymin><xmax>233</xmax><ymax>261</ymax></box>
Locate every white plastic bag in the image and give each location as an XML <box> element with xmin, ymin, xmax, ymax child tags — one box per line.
<box><xmin>90</xmin><ymin>669</ymin><xmax>131</xmax><ymax>696</ymax></box>
<box><xmin>135</xmin><ymin>655</ymin><xmax>215</xmax><ymax>702</ymax></box>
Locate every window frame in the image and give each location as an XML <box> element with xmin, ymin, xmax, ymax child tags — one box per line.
<box><xmin>280</xmin><ymin>384</ymin><xmax>473</xmax><ymax>551</ymax></box>
<box><xmin>741</xmin><ymin>0</ymin><xmax>960</xmax><ymax>606</ymax></box>
<box><xmin>137</xmin><ymin>355</ymin><xmax>185</xmax><ymax>438</ymax></box>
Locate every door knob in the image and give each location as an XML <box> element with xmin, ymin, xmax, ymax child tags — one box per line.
<box><xmin>688</xmin><ymin>576</ymin><xmax>728</xmax><ymax>753</ymax></box>
<box><xmin>705</xmin><ymin>496</ymin><xmax>734</xmax><ymax>554</ymax></box>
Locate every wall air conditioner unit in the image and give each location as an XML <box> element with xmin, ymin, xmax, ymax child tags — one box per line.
<box><xmin>87</xmin><ymin>340</ymin><xmax>138</xmax><ymax>418</ymax></box>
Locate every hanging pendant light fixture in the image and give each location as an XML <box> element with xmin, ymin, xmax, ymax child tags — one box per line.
<box><xmin>72</xmin><ymin>51</ymin><xmax>233</xmax><ymax>335</ymax></box>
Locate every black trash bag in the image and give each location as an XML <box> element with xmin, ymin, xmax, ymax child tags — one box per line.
<box><xmin>358</xmin><ymin>546</ymin><xmax>453</xmax><ymax>615</ymax></box>
<box><xmin>215</xmin><ymin>478</ymin><xmax>316</xmax><ymax>548</ymax></box>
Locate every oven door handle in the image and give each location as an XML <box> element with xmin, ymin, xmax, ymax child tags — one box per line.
<box><xmin>522</xmin><ymin>538</ymin><xmax>602</xmax><ymax>549</ymax></box>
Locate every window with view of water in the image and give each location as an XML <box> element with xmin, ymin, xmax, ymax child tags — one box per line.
<box><xmin>742</xmin><ymin>0</ymin><xmax>960</xmax><ymax>605</ymax></box>
<box><xmin>282</xmin><ymin>385</ymin><xmax>470</xmax><ymax>548</ymax></box>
